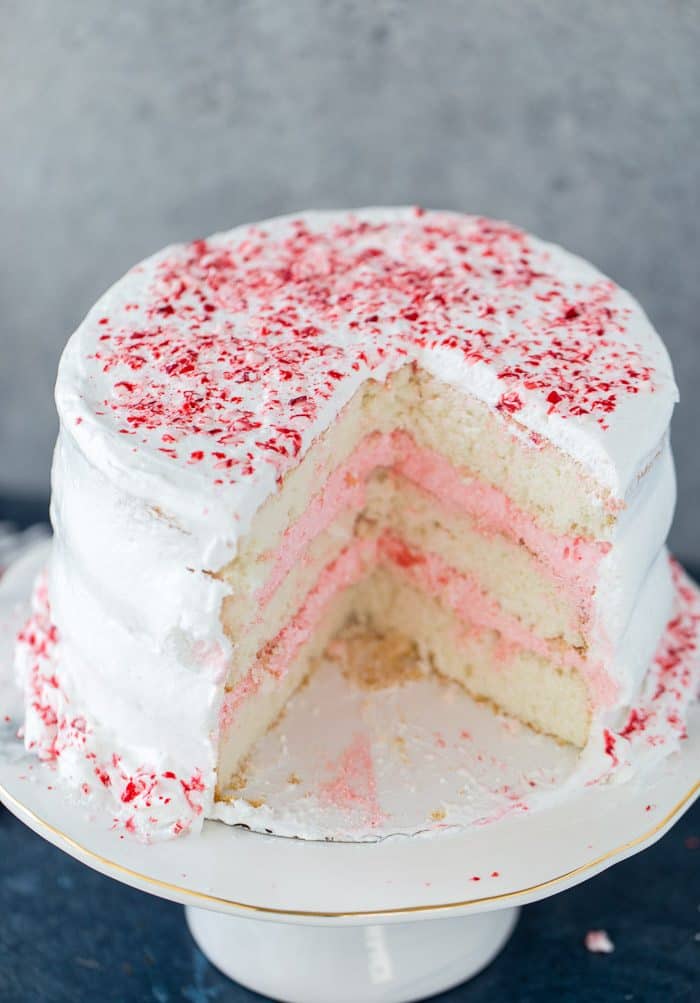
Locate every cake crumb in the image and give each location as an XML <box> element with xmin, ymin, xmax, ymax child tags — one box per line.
<box><xmin>393</xmin><ymin>734</ymin><xmax>409</xmax><ymax>763</ymax></box>
<box><xmin>287</xmin><ymin>773</ymin><xmax>301</xmax><ymax>786</ymax></box>
<box><xmin>328</xmin><ymin>626</ymin><xmax>423</xmax><ymax>690</ymax></box>
<box><xmin>430</xmin><ymin>808</ymin><xmax>446</xmax><ymax>822</ymax></box>
<box><xmin>584</xmin><ymin>929</ymin><xmax>615</xmax><ymax>954</ymax></box>
<box><xmin>228</xmin><ymin>767</ymin><xmax>248</xmax><ymax>792</ymax></box>
<box><xmin>215</xmin><ymin>758</ymin><xmax>250</xmax><ymax>801</ymax></box>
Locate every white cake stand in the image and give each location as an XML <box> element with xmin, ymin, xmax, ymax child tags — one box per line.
<box><xmin>1</xmin><ymin>545</ymin><xmax>698</xmax><ymax>1003</ymax></box>
<box><xmin>1</xmin><ymin>717</ymin><xmax>697</xmax><ymax>1002</ymax></box>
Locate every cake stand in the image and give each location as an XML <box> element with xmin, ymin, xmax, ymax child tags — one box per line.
<box><xmin>1</xmin><ymin>546</ymin><xmax>698</xmax><ymax>1003</ymax></box>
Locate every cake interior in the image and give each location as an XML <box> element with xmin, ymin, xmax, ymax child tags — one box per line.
<box><xmin>214</xmin><ymin>365</ymin><xmax>612</xmax><ymax>795</ymax></box>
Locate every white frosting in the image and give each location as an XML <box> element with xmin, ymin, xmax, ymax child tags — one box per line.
<box><xmin>56</xmin><ymin>208</ymin><xmax>677</xmax><ymax>554</ymax></box>
<box><xmin>15</xmin><ymin>208</ymin><xmax>685</xmax><ymax>838</ymax></box>
<box><xmin>596</xmin><ymin>438</ymin><xmax>676</xmax><ymax>652</ymax></box>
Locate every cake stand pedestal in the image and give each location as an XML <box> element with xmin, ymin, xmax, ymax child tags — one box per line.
<box><xmin>185</xmin><ymin>905</ymin><xmax>519</xmax><ymax>1003</ymax></box>
<box><xmin>0</xmin><ymin>726</ymin><xmax>697</xmax><ymax>1003</ymax></box>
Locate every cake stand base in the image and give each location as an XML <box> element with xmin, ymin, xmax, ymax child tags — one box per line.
<box><xmin>185</xmin><ymin>905</ymin><xmax>519</xmax><ymax>1003</ymax></box>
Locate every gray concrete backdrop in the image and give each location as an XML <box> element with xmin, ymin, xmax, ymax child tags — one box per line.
<box><xmin>1</xmin><ymin>1</ymin><xmax>699</xmax><ymax>557</ymax></box>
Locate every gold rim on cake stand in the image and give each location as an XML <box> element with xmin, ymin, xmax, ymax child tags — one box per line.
<box><xmin>0</xmin><ymin>778</ymin><xmax>697</xmax><ymax>920</ymax></box>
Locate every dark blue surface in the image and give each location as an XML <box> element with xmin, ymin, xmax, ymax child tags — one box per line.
<box><xmin>0</xmin><ymin>496</ymin><xmax>50</xmax><ymax>531</ymax></box>
<box><xmin>1</xmin><ymin>508</ymin><xmax>698</xmax><ymax>1001</ymax></box>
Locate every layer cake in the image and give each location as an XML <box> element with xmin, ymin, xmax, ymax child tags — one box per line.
<box><xmin>15</xmin><ymin>208</ymin><xmax>688</xmax><ymax>837</ymax></box>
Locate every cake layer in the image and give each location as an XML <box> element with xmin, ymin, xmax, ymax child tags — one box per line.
<box><xmin>365</xmin><ymin>474</ymin><xmax>588</xmax><ymax>646</ymax></box>
<box><xmin>237</xmin><ymin>532</ymin><xmax>600</xmax><ymax>693</ymax></box>
<box><xmin>221</xmin><ymin>366</ymin><xmax>615</xmax><ymax>595</ymax></box>
<box><xmin>243</xmin><ymin>427</ymin><xmax>608</xmax><ymax>608</ymax></box>
<box><xmin>355</xmin><ymin>569</ymin><xmax>592</xmax><ymax>748</ymax></box>
<box><xmin>217</xmin><ymin>546</ymin><xmax>677</xmax><ymax>786</ymax></box>
<box><xmin>217</xmin><ymin>583</ymin><xmax>362</xmax><ymax>789</ymax></box>
<box><xmin>217</xmin><ymin>561</ymin><xmax>592</xmax><ymax>787</ymax></box>
<box><xmin>219</xmin><ymin>532</ymin><xmax>597</xmax><ymax>755</ymax></box>
<box><xmin>220</xmin><ymin>426</ymin><xmax>676</xmax><ymax>682</ymax></box>
<box><xmin>48</xmin><ymin>417</ymin><xmax>676</xmax><ymax>792</ymax></box>
<box><xmin>222</xmin><ymin>476</ymin><xmax>593</xmax><ymax>680</ymax></box>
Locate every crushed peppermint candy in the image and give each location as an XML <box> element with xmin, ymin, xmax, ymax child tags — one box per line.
<box><xmin>584</xmin><ymin>929</ymin><xmax>615</xmax><ymax>954</ymax></box>
<box><xmin>77</xmin><ymin>209</ymin><xmax>660</xmax><ymax>491</ymax></box>
<box><xmin>14</xmin><ymin>573</ymin><xmax>208</xmax><ymax>840</ymax></box>
<box><xmin>595</xmin><ymin>559</ymin><xmax>700</xmax><ymax>777</ymax></box>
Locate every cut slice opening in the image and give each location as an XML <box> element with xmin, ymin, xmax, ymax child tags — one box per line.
<box><xmin>214</xmin><ymin>365</ymin><xmax>613</xmax><ymax>794</ymax></box>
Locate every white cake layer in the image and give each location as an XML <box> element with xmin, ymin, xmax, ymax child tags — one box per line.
<box><xmin>221</xmin><ymin>368</ymin><xmax>615</xmax><ymax>588</ymax></box>
<box><xmin>349</xmin><ymin>569</ymin><xmax>592</xmax><ymax>747</ymax></box>
<box><xmin>217</xmin><ymin>584</ymin><xmax>362</xmax><ymax>790</ymax></box>
<box><xmin>221</xmin><ymin>479</ymin><xmax>585</xmax><ymax>678</ymax></box>
<box><xmin>216</xmin><ymin>548</ymin><xmax>675</xmax><ymax>782</ymax></box>
<box><xmin>215</xmin><ymin>366</ymin><xmax>675</xmax><ymax>681</ymax></box>
<box><xmin>221</xmin><ymin>436</ymin><xmax>674</xmax><ymax>681</ymax></box>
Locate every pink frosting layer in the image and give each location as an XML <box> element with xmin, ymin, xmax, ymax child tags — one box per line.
<box><xmin>258</xmin><ymin>538</ymin><xmax>374</xmax><ymax>678</ymax></box>
<box><xmin>220</xmin><ymin>539</ymin><xmax>374</xmax><ymax>730</ymax></box>
<box><xmin>257</xmin><ymin>434</ymin><xmax>393</xmax><ymax>606</ymax></box>
<box><xmin>257</xmin><ymin>431</ymin><xmax>609</xmax><ymax>614</ymax></box>
<box><xmin>378</xmin><ymin>532</ymin><xmax>617</xmax><ymax>709</ymax></box>
<box><xmin>378</xmin><ymin>533</ymin><xmax>587</xmax><ymax>671</ymax></box>
<box><xmin>223</xmin><ymin>532</ymin><xmax>617</xmax><ymax>732</ymax></box>
<box><xmin>219</xmin><ymin>667</ymin><xmax>263</xmax><ymax>731</ymax></box>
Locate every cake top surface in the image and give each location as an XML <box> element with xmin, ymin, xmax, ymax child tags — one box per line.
<box><xmin>58</xmin><ymin>208</ymin><xmax>677</xmax><ymax>532</ymax></box>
